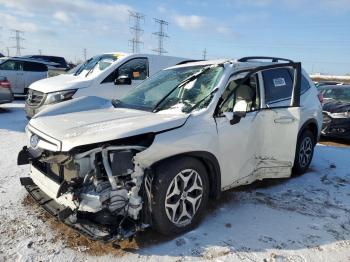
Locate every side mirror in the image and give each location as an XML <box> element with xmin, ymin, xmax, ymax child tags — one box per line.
<box><xmin>225</xmin><ymin>100</ymin><xmax>248</xmax><ymax>125</ymax></box>
<box><xmin>114</xmin><ymin>75</ymin><xmax>132</xmax><ymax>85</ymax></box>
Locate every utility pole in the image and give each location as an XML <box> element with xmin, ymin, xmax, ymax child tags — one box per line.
<box><xmin>202</xmin><ymin>48</ymin><xmax>207</xmax><ymax>60</ymax></box>
<box><xmin>6</xmin><ymin>47</ymin><xmax>10</xmax><ymax>57</ymax></box>
<box><xmin>128</xmin><ymin>10</ymin><xmax>144</xmax><ymax>54</ymax></box>
<box><xmin>83</xmin><ymin>48</ymin><xmax>87</xmax><ymax>61</ymax></box>
<box><xmin>10</xmin><ymin>29</ymin><xmax>25</xmax><ymax>56</ymax></box>
<box><xmin>38</xmin><ymin>49</ymin><xmax>42</xmax><ymax>55</ymax></box>
<box><xmin>152</xmin><ymin>18</ymin><xmax>169</xmax><ymax>55</ymax></box>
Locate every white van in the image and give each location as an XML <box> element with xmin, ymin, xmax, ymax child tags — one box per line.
<box><xmin>25</xmin><ymin>53</ymin><xmax>191</xmax><ymax>118</ymax></box>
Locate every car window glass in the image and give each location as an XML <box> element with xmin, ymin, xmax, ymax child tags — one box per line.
<box><xmin>118</xmin><ymin>58</ymin><xmax>148</xmax><ymax>81</ymax></box>
<box><xmin>288</xmin><ymin>69</ymin><xmax>311</xmax><ymax>94</ymax></box>
<box><xmin>23</xmin><ymin>61</ymin><xmax>48</xmax><ymax>72</ymax></box>
<box><xmin>262</xmin><ymin>68</ymin><xmax>293</xmax><ymax>105</ymax></box>
<box><xmin>0</xmin><ymin>60</ymin><xmax>23</xmax><ymax>71</ymax></box>
<box><xmin>220</xmin><ymin>74</ymin><xmax>260</xmax><ymax>113</ymax></box>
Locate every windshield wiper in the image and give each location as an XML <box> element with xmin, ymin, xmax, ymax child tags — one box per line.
<box><xmin>111</xmin><ymin>99</ymin><xmax>122</xmax><ymax>108</ymax></box>
<box><xmin>152</xmin><ymin>64</ymin><xmax>218</xmax><ymax>113</ymax></box>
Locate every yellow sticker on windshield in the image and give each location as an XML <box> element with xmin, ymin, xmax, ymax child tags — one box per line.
<box><xmin>113</xmin><ymin>52</ymin><xmax>126</xmax><ymax>58</ymax></box>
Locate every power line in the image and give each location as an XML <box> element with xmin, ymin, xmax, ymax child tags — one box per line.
<box><xmin>10</xmin><ymin>29</ymin><xmax>25</xmax><ymax>56</ymax></box>
<box><xmin>128</xmin><ymin>10</ymin><xmax>144</xmax><ymax>54</ymax></box>
<box><xmin>152</xmin><ymin>18</ymin><xmax>169</xmax><ymax>56</ymax></box>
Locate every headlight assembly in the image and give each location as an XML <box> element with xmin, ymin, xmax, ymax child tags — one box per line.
<box><xmin>44</xmin><ymin>89</ymin><xmax>77</xmax><ymax>105</ymax></box>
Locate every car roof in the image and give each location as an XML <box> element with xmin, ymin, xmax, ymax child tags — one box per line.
<box><xmin>3</xmin><ymin>57</ymin><xmax>59</xmax><ymax>66</ymax></box>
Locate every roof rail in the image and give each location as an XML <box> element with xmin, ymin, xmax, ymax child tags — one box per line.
<box><xmin>237</xmin><ymin>56</ymin><xmax>294</xmax><ymax>63</ymax></box>
<box><xmin>176</xmin><ymin>59</ymin><xmax>204</xmax><ymax>65</ymax></box>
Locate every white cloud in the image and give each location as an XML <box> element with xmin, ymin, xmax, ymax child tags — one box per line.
<box><xmin>0</xmin><ymin>12</ymin><xmax>38</xmax><ymax>32</ymax></box>
<box><xmin>173</xmin><ymin>15</ymin><xmax>206</xmax><ymax>30</ymax></box>
<box><xmin>53</xmin><ymin>11</ymin><xmax>71</xmax><ymax>23</ymax></box>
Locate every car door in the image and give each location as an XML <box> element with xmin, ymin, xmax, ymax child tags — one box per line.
<box><xmin>254</xmin><ymin>65</ymin><xmax>301</xmax><ymax>179</ymax></box>
<box><xmin>0</xmin><ymin>60</ymin><xmax>24</xmax><ymax>94</ymax></box>
<box><xmin>215</xmin><ymin>73</ymin><xmax>264</xmax><ymax>189</ymax></box>
<box><xmin>23</xmin><ymin>61</ymin><xmax>48</xmax><ymax>91</ymax></box>
<box><xmin>99</xmin><ymin>58</ymin><xmax>149</xmax><ymax>99</ymax></box>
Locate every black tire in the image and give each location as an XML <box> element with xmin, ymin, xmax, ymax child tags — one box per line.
<box><xmin>293</xmin><ymin>129</ymin><xmax>315</xmax><ymax>175</ymax></box>
<box><xmin>151</xmin><ymin>157</ymin><xmax>209</xmax><ymax>236</ymax></box>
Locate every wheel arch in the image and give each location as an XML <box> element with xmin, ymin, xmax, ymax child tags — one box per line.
<box><xmin>298</xmin><ymin>118</ymin><xmax>319</xmax><ymax>143</ymax></box>
<box><xmin>150</xmin><ymin>151</ymin><xmax>221</xmax><ymax>199</ymax></box>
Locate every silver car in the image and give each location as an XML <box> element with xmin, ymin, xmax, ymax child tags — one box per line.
<box><xmin>0</xmin><ymin>76</ymin><xmax>13</xmax><ymax>104</ymax></box>
<box><xmin>0</xmin><ymin>57</ymin><xmax>51</xmax><ymax>95</ymax></box>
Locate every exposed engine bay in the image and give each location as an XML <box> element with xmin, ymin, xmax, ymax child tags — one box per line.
<box><xmin>18</xmin><ymin>141</ymin><xmax>154</xmax><ymax>242</ymax></box>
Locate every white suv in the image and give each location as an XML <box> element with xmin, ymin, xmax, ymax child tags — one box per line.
<box><xmin>18</xmin><ymin>57</ymin><xmax>322</xmax><ymax>242</ymax></box>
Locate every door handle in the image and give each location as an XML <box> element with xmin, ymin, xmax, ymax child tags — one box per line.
<box><xmin>274</xmin><ymin>117</ymin><xmax>295</xmax><ymax>124</ymax></box>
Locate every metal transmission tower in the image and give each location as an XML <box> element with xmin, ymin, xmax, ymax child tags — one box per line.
<box><xmin>152</xmin><ymin>18</ymin><xmax>169</xmax><ymax>55</ymax></box>
<box><xmin>202</xmin><ymin>48</ymin><xmax>207</xmax><ymax>60</ymax></box>
<box><xmin>10</xmin><ymin>29</ymin><xmax>25</xmax><ymax>56</ymax></box>
<box><xmin>128</xmin><ymin>11</ymin><xmax>144</xmax><ymax>53</ymax></box>
<box><xmin>38</xmin><ymin>49</ymin><xmax>42</xmax><ymax>55</ymax></box>
<box><xmin>83</xmin><ymin>48</ymin><xmax>87</xmax><ymax>61</ymax></box>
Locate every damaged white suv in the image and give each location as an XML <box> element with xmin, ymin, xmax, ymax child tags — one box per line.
<box><xmin>18</xmin><ymin>57</ymin><xmax>322</xmax><ymax>242</ymax></box>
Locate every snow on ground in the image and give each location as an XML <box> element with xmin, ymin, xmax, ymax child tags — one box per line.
<box><xmin>1</xmin><ymin>101</ymin><xmax>350</xmax><ymax>262</ymax></box>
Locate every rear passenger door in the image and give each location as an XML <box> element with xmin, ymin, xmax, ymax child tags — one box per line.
<box><xmin>256</xmin><ymin>65</ymin><xmax>301</xmax><ymax>179</ymax></box>
<box><xmin>23</xmin><ymin>61</ymin><xmax>48</xmax><ymax>91</ymax></box>
<box><xmin>99</xmin><ymin>58</ymin><xmax>149</xmax><ymax>99</ymax></box>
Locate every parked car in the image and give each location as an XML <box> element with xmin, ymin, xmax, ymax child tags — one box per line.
<box><xmin>319</xmin><ymin>85</ymin><xmax>350</xmax><ymax>139</ymax></box>
<box><xmin>0</xmin><ymin>76</ymin><xmax>13</xmax><ymax>104</ymax></box>
<box><xmin>0</xmin><ymin>57</ymin><xmax>53</xmax><ymax>95</ymax></box>
<box><xmin>25</xmin><ymin>52</ymin><xmax>190</xmax><ymax>118</ymax></box>
<box><xmin>21</xmin><ymin>55</ymin><xmax>69</xmax><ymax>70</ymax></box>
<box><xmin>0</xmin><ymin>53</ymin><xmax>4</xmax><ymax>58</ymax></box>
<box><xmin>18</xmin><ymin>56</ymin><xmax>322</xmax><ymax>242</ymax></box>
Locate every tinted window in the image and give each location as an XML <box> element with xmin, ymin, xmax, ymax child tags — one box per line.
<box><xmin>103</xmin><ymin>58</ymin><xmax>148</xmax><ymax>83</ymax></box>
<box><xmin>23</xmin><ymin>61</ymin><xmax>48</xmax><ymax>72</ymax></box>
<box><xmin>288</xmin><ymin>69</ymin><xmax>311</xmax><ymax>93</ymax></box>
<box><xmin>262</xmin><ymin>68</ymin><xmax>293</xmax><ymax>104</ymax></box>
<box><xmin>0</xmin><ymin>60</ymin><xmax>23</xmax><ymax>71</ymax></box>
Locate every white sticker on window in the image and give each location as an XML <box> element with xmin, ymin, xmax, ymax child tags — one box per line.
<box><xmin>273</xmin><ymin>78</ymin><xmax>286</xmax><ymax>87</ymax></box>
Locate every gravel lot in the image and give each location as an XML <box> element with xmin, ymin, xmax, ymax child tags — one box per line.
<box><xmin>1</xmin><ymin>101</ymin><xmax>349</xmax><ymax>262</ymax></box>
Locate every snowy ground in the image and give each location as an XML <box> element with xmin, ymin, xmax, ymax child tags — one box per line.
<box><xmin>1</xmin><ymin>101</ymin><xmax>350</xmax><ymax>262</ymax></box>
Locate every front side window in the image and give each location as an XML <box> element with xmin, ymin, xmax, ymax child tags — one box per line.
<box><xmin>220</xmin><ymin>74</ymin><xmax>260</xmax><ymax>113</ymax></box>
<box><xmin>262</xmin><ymin>68</ymin><xmax>293</xmax><ymax>105</ymax></box>
<box><xmin>114</xmin><ymin>65</ymin><xmax>224</xmax><ymax>113</ymax></box>
<box><xmin>102</xmin><ymin>58</ymin><xmax>148</xmax><ymax>83</ymax></box>
<box><xmin>0</xmin><ymin>60</ymin><xmax>23</xmax><ymax>71</ymax></box>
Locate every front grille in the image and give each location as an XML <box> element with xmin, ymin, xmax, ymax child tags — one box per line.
<box><xmin>27</xmin><ymin>89</ymin><xmax>45</xmax><ymax>106</ymax></box>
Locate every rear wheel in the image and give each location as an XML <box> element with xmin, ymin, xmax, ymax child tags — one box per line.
<box><xmin>293</xmin><ymin>129</ymin><xmax>315</xmax><ymax>174</ymax></box>
<box><xmin>151</xmin><ymin>157</ymin><xmax>209</xmax><ymax>236</ymax></box>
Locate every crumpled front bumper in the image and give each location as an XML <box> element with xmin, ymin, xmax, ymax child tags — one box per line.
<box><xmin>321</xmin><ymin>112</ymin><xmax>350</xmax><ymax>140</ymax></box>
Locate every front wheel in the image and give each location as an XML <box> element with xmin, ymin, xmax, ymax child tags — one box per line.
<box><xmin>151</xmin><ymin>157</ymin><xmax>209</xmax><ymax>236</ymax></box>
<box><xmin>293</xmin><ymin>129</ymin><xmax>315</xmax><ymax>174</ymax></box>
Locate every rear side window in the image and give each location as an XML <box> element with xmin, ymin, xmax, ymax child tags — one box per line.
<box><xmin>262</xmin><ymin>68</ymin><xmax>293</xmax><ymax>104</ymax></box>
<box><xmin>23</xmin><ymin>61</ymin><xmax>48</xmax><ymax>72</ymax></box>
<box><xmin>0</xmin><ymin>60</ymin><xmax>23</xmax><ymax>71</ymax></box>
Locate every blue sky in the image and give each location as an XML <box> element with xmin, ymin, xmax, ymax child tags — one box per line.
<box><xmin>0</xmin><ymin>0</ymin><xmax>349</xmax><ymax>74</ymax></box>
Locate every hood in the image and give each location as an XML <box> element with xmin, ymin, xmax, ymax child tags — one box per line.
<box><xmin>29</xmin><ymin>96</ymin><xmax>189</xmax><ymax>151</ymax></box>
<box><xmin>323</xmin><ymin>100</ymin><xmax>350</xmax><ymax>114</ymax></box>
<box><xmin>29</xmin><ymin>73</ymin><xmax>92</xmax><ymax>93</ymax></box>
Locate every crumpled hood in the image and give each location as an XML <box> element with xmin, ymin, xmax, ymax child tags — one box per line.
<box><xmin>29</xmin><ymin>73</ymin><xmax>92</xmax><ymax>93</ymax></box>
<box><xmin>323</xmin><ymin>100</ymin><xmax>350</xmax><ymax>114</ymax></box>
<box><xmin>29</xmin><ymin>96</ymin><xmax>189</xmax><ymax>151</ymax></box>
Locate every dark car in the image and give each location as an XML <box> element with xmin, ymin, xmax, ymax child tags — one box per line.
<box><xmin>0</xmin><ymin>76</ymin><xmax>13</xmax><ymax>104</ymax></box>
<box><xmin>21</xmin><ymin>55</ymin><xmax>68</xmax><ymax>70</ymax></box>
<box><xmin>319</xmin><ymin>85</ymin><xmax>350</xmax><ymax>139</ymax></box>
<box><xmin>0</xmin><ymin>53</ymin><xmax>4</xmax><ymax>58</ymax></box>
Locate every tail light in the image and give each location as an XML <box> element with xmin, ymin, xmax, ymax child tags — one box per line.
<box><xmin>317</xmin><ymin>92</ymin><xmax>324</xmax><ymax>104</ymax></box>
<box><xmin>0</xmin><ymin>79</ymin><xmax>11</xmax><ymax>89</ymax></box>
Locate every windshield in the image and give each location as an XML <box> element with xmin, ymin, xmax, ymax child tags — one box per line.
<box><xmin>74</xmin><ymin>54</ymin><xmax>119</xmax><ymax>77</ymax></box>
<box><xmin>320</xmin><ymin>86</ymin><xmax>350</xmax><ymax>103</ymax></box>
<box><xmin>114</xmin><ymin>65</ymin><xmax>224</xmax><ymax>113</ymax></box>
